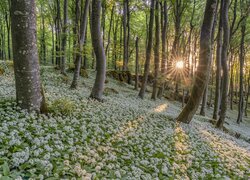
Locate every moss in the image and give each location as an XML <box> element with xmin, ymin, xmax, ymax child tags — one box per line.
<box><xmin>48</xmin><ymin>98</ymin><xmax>75</xmax><ymax>116</ymax></box>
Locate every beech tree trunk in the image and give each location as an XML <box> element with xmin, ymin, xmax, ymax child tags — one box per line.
<box><xmin>200</xmin><ymin>1</ymin><xmax>218</xmax><ymax>116</ymax></box>
<box><xmin>236</xmin><ymin>16</ymin><xmax>247</xmax><ymax>124</ymax></box>
<box><xmin>90</xmin><ymin>0</ymin><xmax>106</xmax><ymax>101</ymax></box>
<box><xmin>152</xmin><ymin>0</ymin><xmax>160</xmax><ymax>100</ymax></box>
<box><xmin>157</xmin><ymin>0</ymin><xmax>168</xmax><ymax>98</ymax></box>
<box><xmin>245</xmin><ymin>73</ymin><xmax>250</xmax><ymax>117</ymax></box>
<box><xmin>123</xmin><ymin>0</ymin><xmax>129</xmax><ymax>70</ymax></box>
<box><xmin>213</xmin><ymin>2</ymin><xmax>223</xmax><ymax>120</ymax></box>
<box><xmin>60</xmin><ymin>0</ymin><xmax>68</xmax><ymax>75</ymax></box>
<box><xmin>138</xmin><ymin>0</ymin><xmax>155</xmax><ymax>99</ymax></box>
<box><xmin>105</xmin><ymin>5</ymin><xmax>115</xmax><ymax>55</ymax></box>
<box><xmin>55</xmin><ymin>0</ymin><xmax>61</xmax><ymax>66</ymax></box>
<box><xmin>71</xmin><ymin>0</ymin><xmax>90</xmax><ymax>89</ymax></box>
<box><xmin>11</xmin><ymin>0</ymin><xmax>46</xmax><ymax>112</ymax></box>
<box><xmin>135</xmin><ymin>37</ymin><xmax>139</xmax><ymax>90</ymax></box>
<box><xmin>176</xmin><ymin>0</ymin><xmax>217</xmax><ymax>123</ymax></box>
<box><xmin>216</xmin><ymin>0</ymin><xmax>230</xmax><ymax>129</ymax></box>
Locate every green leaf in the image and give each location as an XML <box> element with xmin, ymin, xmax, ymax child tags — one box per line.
<box><xmin>2</xmin><ymin>161</ymin><xmax>10</xmax><ymax>176</ymax></box>
<box><xmin>0</xmin><ymin>176</ymin><xmax>12</xmax><ymax>180</ymax></box>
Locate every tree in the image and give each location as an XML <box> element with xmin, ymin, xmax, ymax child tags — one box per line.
<box><xmin>216</xmin><ymin>0</ymin><xmax>230</xmax><ymax>129</ymax></box>
<box><xmin>237</xmin><ymin>9</ymin><xmax>247</xmax><ymax>124</ymax></box>
<box><xmin>90</xmin><ymin>0</ymin><xmax>106</xmax><ymax>101</ymax></box>
<box><xmin>157</xmin><ymin>0</ymin><xmax>168</xmax><ymax>98</ymax></box>
<box><xmin>71</xmin><ymin>0</ymin><xmax>91</xmax><ymax>89</ymax></box>
<box><xmin>135</xmin><ymin>37</ymin><xmax>139</xmax><ymax>90</ymax></box>
<box><xmin>123</xmin><ymin>0</ymin><xmax>129</xmax><ymax>70</ymax></box>
<box><xmin>10</xmin><ymin>0</ymin><xmax>46</xmax><ymax>112</ymax></box>
<box><xmin>176</xmin><ymin>0</ymin><xmax>217</xmax><ymax>123</ymax></box>
<box><xmin>213</xmin><ymin>6</ymin><xmax>223</xmax><ymax>120</ymax></box>
<box><xmin>152</xmin><ymin>0</ymin><xmax>160</xmax><ymax>100</ymax></box>
<box><xmin>60</xmin><ymin>0</ymin><xmax>68</xmax><ymax>75</ymax></box>
<box><xmin>138</xmin><ymin>0</ymin><xmax>155</xmax><ymax>99</ymax></box>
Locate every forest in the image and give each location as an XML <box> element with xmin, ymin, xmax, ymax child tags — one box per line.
<box><xmin>0</xmin><ymin>0</ymin><xmax>250</xmax><ymax>179</ymax></box>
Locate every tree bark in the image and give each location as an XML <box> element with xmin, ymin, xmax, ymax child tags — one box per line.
<box><xmin>200</xmin><ymin>0</ymin><xmax>218</xmax><ymax>116</ymax></box>
<box><xmin>123</xmin><ymin>0</ymin><xmax>129</xmax><ymax>70</ymax></box>
<box><xmin>152</xmin><ymin>0</ymin><xmax>160</xmax><ymax>100</ymax></box>
<box><xmin>216</xmin><ymin>0</ymin><xmax>230</xmax><ymax>129</ymax></box>
<box><xmin>138</xmin><ymin>0</ymin><xmax>155</xmax><ymax>99</ymax></box>
<box><xmin>55</xmin><ymin>0</ymin><xmax>62</xmax><ymax>66</ymax></box>
<box><xmin>90</xmin><ymin>0</ymin><xmax>106</xmax><ymax>101</ymax></box>
<box><xmin>157</xmin><ymin>0</ymin><xmax>168</xmax><ymax>98</ymax></box>
<box><xmin>135</xmin><ymin>37</ymin><xmax>139</xmax><ymax>90</ymax></box>
<box><xmin>245</xmin><ymin>73</ymin><xmax>250</xmax><ymax>117</ymax></box>
<box><xmin>176</xmin><ymin>0</ymin><xmax>217</xmax><ymax>123</ymax></box>
<box><xmin>105</xmin><ymin>5</ymin><xmax>115</xmax><ymax>55</ymax></box>
<box><xmin>70</xmin><ymin>0</ymin><xmax>90</xmax><ymax>89</ymax></box>
<box><xmin>213</xmin><ymin>1</ymin><xmax>223</xmax><ymax>120</ymax></box>
<box><xmin>60</xmin><ymin>0</ymin><xmax>68</xmax><ymax>75</ymax></box>
<box><xmin>10</xmin><ymin>0</ymin><xmax>46</xmax><ymax>112</ymax></box>
<box><xmin>236</xmin><ymin>15</ymin><xmax>247</xmax><ymax>124</ymax></box>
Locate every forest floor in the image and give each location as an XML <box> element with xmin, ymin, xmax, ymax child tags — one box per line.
<box><xmin>0</xmin><ymin>63</ymin><xmax>250</xmax><ymax>179</ymax></box>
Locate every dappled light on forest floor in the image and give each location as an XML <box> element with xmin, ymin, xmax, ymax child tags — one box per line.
<box><xmin>198</xmin><ymin>128</ymin><xmax>250</xmax><ymax>177</ymax></box>
<box><xmin>153</xmin><ymin>103</ymin><xmax>168</xmax><ymax>113</ymax></box>
<box><xmin>0</xmin><ymin>66</ymin><xmax>249</xmax><ymax>179</ymax></box>
<box><xmin>172</xmin><ymin>125</ymin><xmax>193</xmax><ymax>179</ymax></box>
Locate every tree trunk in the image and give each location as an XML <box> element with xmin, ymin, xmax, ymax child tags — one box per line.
<box><xmin>245</xmin><ymin>73</ymin><xmax>250</xmax><ymax>117</ymax></box>
<box><xmin>138</xmin><ymin>0</ymin><xmax>155</xmax><ymax>99</ymax></box>
<box><xmin>60</xmin><ymin>0</ymin><xmax>68</xmax><ymax>75</ymax></box>
<box><xmin>216</xmin><ymin>0</ymin><xmax>230</xmax><ymax>129</ymax></box>
<box><xmin>55</xmin><ymin>0</ymin><xmax>62</xmax><ymax>66</ymax></box>
<box><xmin>5</xmin><ymin>12</ymin><xmax>11</xmax><ymax>60</ymax></box>
<box><xmin>123</xmin><ymin>0</ymin><xmax>129</xmax><ymax>70</ymax></box>
<box><xmin>152</xmin><ymin>0</ymin><xmax>160</xmax><ymax>100</ymax></box>
<box><xmin>236</xmin><ymin>15</ymin><xmax>247</xmax><ymax>124</ymax></box>
<box><xmin>229</xmin><ymin>53</ymin><xmax>234</xmax><ymax>110</ymax></box>
<box><xmin>213</xmin><ymin>1</ymin><xmax>223</xmax><ymax>120</ymax></box>
<box><xmin>105</xmin><ymin>5</ymin><xmax>115</xmax><ymax>55</ymax></box>
<box><xmin>71</xmin><ymin>0</ymin><xmax>90</xmax><ymax>89</ymax></box>
<box><xmin>200</xmin><ymin>1</ymin><xmax>218</xmax><ymax>116</ymax></box>
<box><xmin>10</xmin><ymin>0</ymin><xmax>46</xmax><ymax>112</ymax></box>
<box><xmin>200</xmin><ymin>86</ymin><xmax>208</xmax><ymax>116</ymax></box>
<box><xmin>90</xmin><ymin>0</ymin><xmax>106</xmax><ymax>101</ymax></box>
<box><xmin>135</xmin><ymin>37</ymin><xmax>139</xmax><ymax>90</ymax></box>
<box><xmin>157</xmin><ymin>0</ymin><xmax>168</xmax><ymax>98</ymax></box>
<box><xmin>176</xmin><ymin>0</ymin><xmax>217</xmax><ymax>123</ymax></box>
<box><xmin>112</xmin><ymin>16</ymin><xmax>119</xmax><ymax>70</ymax></box>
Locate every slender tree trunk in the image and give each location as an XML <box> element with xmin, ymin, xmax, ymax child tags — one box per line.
<box><xmin>50</xmin><ymin>22</ymin><xmax>55</xmax><ymax>65</ymax></box>
<box><xmin>11</xmin><ymin>0</ymin><xmax>46</xmax><ymax>112</ymax></box>
<box><xmin>236</xmin><ymin>16</ymin><xmax>247</xmax><ymax>124</ymax></box>
<box><xmin>123</xmin><ymin>0</ymin><xmax>128</xmax><ymax>70</ymax></box>
<box><xmin>90</xmin><ymin>0</ymin><xmax>106</xmax><ymax>101</ymax></box>
<box><xmin>176</xmin><ymin>0</ymin><xmax>217</xmax><ymax>123</ymax></box>
<box><xmin>245</xmin><ymin>73</ymin><xmax>250</xmax><ymax>117</ymax></box>
<box><xmin>230</xmin><ymin>53</ymin><xmax>234</xmax><ymax>110</ymax></box>
<box><xmin>105</xmin><ymin>5</ymin><xmax>115</xmax><ymax>55</ymax></box>
<box><xmin>138</xmin><ymin>0</ymin><xmax>155</xmax><ymax>99</ymax></box>
<box><xmin>213</xmin><ymin>2</ymin><xmax>223</xmax><ymax>120</ymax></box>
<box><xmin>216</xmin><ymin>0</ymin><xmax>230</xmax><ymax>129</ymax></box>
<box><xmin>157</xmin><ymin>0</ymin><xmax>168</xmax><ymax>98</ymax></box>
<box><xmin>71</xmin><ymin>0</ymin><xmax>90</xmax><ymax>89</ymax></box>
<box><xmin>135</xmin><ymin>37</ymin><xmax>139</xmax><ymax>90</ymax></box>
<box><xmin>152</xmin><ymin>0</ymin><xmax>160</xmax><ymax>100</ymax></box>
<box><xmin>112</xmin><ymin>16</ymin><xmax>119</xmax><ymax>70</ymax></box>
<box><xmin>5</xmin><ymin>12</ymin><xmax>11</xmax><ymax>60</ymax></box>
<box><xmin>60</xmin><ymin>0</ymin><xmax>68</xmax><ymax>75</ymax></box>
